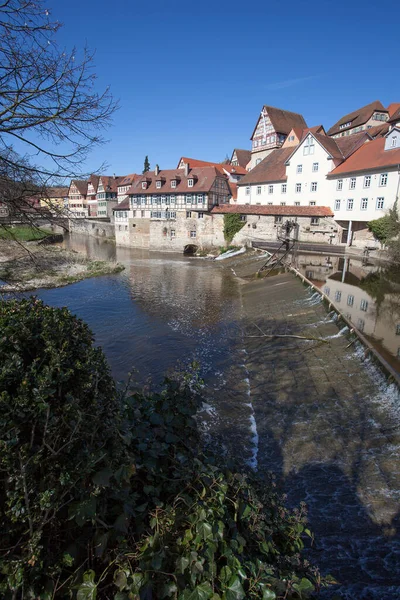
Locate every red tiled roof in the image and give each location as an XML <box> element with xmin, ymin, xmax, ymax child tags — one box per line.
<box><xmin>327</xmin><ymin>100</ymin><xmax>386</xmax><ymax>136</ymax></box>
<box><xmin>364</xmin><ymin>123</ymin><xmax>390</xmax><ymax>138</ymax></box>
<box><xmin>113</xmin><ymin>198</ymin><xmax>130</xmax><ymax>210</ymax></box>
<box><xmin>211</xmin><ymin>204</ymin><xmax>334</xmax><ymax>217</ymax></box>
<box><xmin>118</xmin><ymin>173</ymin><xmax>139</xmax><ymax>187</ymax></box>
<box><xmin>238</xmin><ymin>148</ymin><xmax>293</xmax><ymax>185</ymax></box>
<box><xmin>312</xmin><ymin>132</ymin><xmax>344</xmax><ymax>160</ymax></box>
<box><xmin>388</xmin><ymin>107</ymin><xmax>400</xmax><ymax>124</ymax></box>
<box><xmin>99</xmin><ymin>175</ymin><xmax>123</xmax><ymax>193</ymax></box>
<box><xmin>178</xmin><ymin>157</ymin><xmax>247</xmax><ymax>176</ymax></box>
<box><xmin>302</xmin><ymin>125</ymin><xmax>325</xmax><ymax>137</ymax></box>
<box><xmin>334</xmin><ymin>131</ymin><xmax>371</xmax><ymax>157</ymax></box>
<box><xmin>251</xmin><ymin>106</ymin><xmax>307</xmax><ymax>140</ymax></box>
<box><xmin>388</xmin><ymin>103</ymin><xmax>400</xmax><ymax>118</ymax></box>
<box><xmin>328</xmin><ymin>134</ymin><xmax>400</xmax><ymax>176</ymax></box>
<box><xmin>70</xmin><ymin>180</ymin><xmax>88</xmax><ymax>196</ymax></box>
<box><xmin>89</xmin><ymin>174</ymin><xmax>100</xmax><ymax>191</ymax></box>
<box><xmin>228</xmin><ymin>182</ymin><xmax>238</xmax><ymax>200</ymax></box>
<box><xmin>126</xmin><ymin>166</ymin><xmax>227</xmax><ymax>195</ymax></box>
<box><xmin>231</xmin><ymin>149</ymin><xmax>251</xmax><ymax>168</ymax></box>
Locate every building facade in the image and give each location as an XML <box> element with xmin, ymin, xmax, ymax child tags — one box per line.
<box><xmin>67</xmin><ymin>180</ymin><xmax>88</xmax><ymax>218</ymax></box>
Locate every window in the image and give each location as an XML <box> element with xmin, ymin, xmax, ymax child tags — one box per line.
<box><xmin>188</xmin><ymin>178</ymin><xmax>194</xmax><ymax>187</ymax></box>
<box><xmin>309</xmin><ymin>201</ymin><xmax>316</xmax><ymax>206</ymax></box>
<box><xmin>280</xmin><ymin>202</ymin><xmax>286</xmax><ymax>206</ymax></box>
<box><xmin>186</xmin><ymin>211</ymin><xmax>191</xmax><ymax>218</ymax></box>
<box><xmin>392</xmin><ymin>136</ymin><xmax>397</xmax><ymax>148</ymax></box>
<box><xmin>396</xmin><ymin>324</ymin><xmax>400</xmax><ymax>335</ymax></box>
<box><xmin>303</xmin><ymin>136</ymin><xmax>315</xmax><ymax>155</ymax></box>
<box><xmin>268</xmin><ymin>185</ymin><xmax>273</xmax><ymax>194</ymax></box>
<box><xmin>161</xmin><ymin>195</ymin><xmax>167</xmax><ymax>203</ymax></box>
<box><xmin>294</xmin><ymin>201</ymin><xmax>300</xmax><ymax>206</ymax></box>
<box><xmin>337</xmin><ymin>179</ymin><xmax>343</xmax><ymax>191</ymax></box>
<box><xmin>347</xmin><ymin>294</ymin><xmax>354</xmax><ymax>306</ymax></box>
<box><xmin>324</xmin><ymin>286</ymin><xmax>330</xmax><ymax>296</ymax></box>
<box><xmin>312</xmin><ymin>162</ymin><xmax>319</xmax><ymax>172</ymax></box>
<box><xmin>142</xmin><ymin>181</ymin><xmax>147</xmax><ymax>189</ymax></box>
<box><xmin>275</xmin><ymin>216</ymin><xmax>283</xmax><ymax>223</ymax></box>
<box><xmin>379</xmin><ymin>173</ymin><xmax>388</xmax><ymax>186</ymax></box>
<box><xmin>190</xmin><ymin>230</ymin><xmax>196</xmax><ymax>238</ymax></box>
<box><xmin>281</xmin><ymin>184</ymin><xmax>287</xmax><ymax>193</ymax></box>
<box><xmin>311</xmin><ymin>217</ymin><xmax>319</xmax><ymax>225</ymax></box>
<box><xmin>171</xmin><ymin>180</ymin><xmax>177</xmax><ymax>188</ymax></box>
<box><xmin>198</xmin><ymin>212</ymin><xmax>204</xmax><ymax>218</ymax></box>
<box><xmin>256</xmin><ymin>185</ymin><xmax>261</xmax><ymax>195</ymax></box>
<box><xmin>141</xmin><ymin>210</ymin><xmax>145</xmax><ymax>217</ymax></box>
<box><xmin>141</xmin><ymin>196</ymin><xmax>146</xmax><ymax>204</ymax></box>
<box><xmin>360</xmin><ymin>299</ymin><xmax>368</xmax><ymax>312</ymax></box>
<box><xmin>186</xmin><ymin>194</ymin><xmax>192</xmax><ymax>203</ymax></box>
<box><xmin>357</xmin><ymin>319</ymin><xmax>365</xmax><ymax>332</ymax></box>
<box><xmin>170</xmin><ymin>229</ymin><xmax>176</xmax><ymax>238</ymax></box>
<box><xmin>256</xmin><ymin>158</ymin><xmax>262</xmax><ymax>165</ymax></box>
<box><xmin>170</xmin><ymin>195</ymin><xmax>176</xmax><ymax>203</ymax></box>
<box><xmin>349</xmin><ymin>178</ymin><xmax>356</xmax><ymax>189</ymax></box>
<box><xmin>364</xmin><ymin>175</ymin><xmax>371</xmax><ymax>188</ymax></box>
<box><xmin>335</xmin><ymin>199</ymin><xmax>341</xmax><ymax>210</ymax></box>
<box><xmin>245</xmin><ymin>186</ymin><xmax>250</xmax><ymax>196</ymax></box>
<box><xmin>197</xmin><ymin>194</ymin><xmax>204</xmax><ymax>203</ymax></box>
<box><xmin>240</xmin><ymin>215</ymin><xmax>247</xmax><ymax>221</ymax></box>
<box><xmin>295</xmin><ymin>183</ymin><xmax>301</xmax><ymax>193</ymax></box>
<box><xmin>360</xmin><ymin>198</ymin><xmax>368</xmax><ymax>210</ymax></box>
<box><xmin>347</xmin><ymin>199</ymin><xmax>354</xmax><ymax>210</ymax></box>
<box><xmin>335</xmin><ymin>291</ymin><xmax>342</xmax><ymax>302</ymax></box>
<box><xmin>156</xmin><ymin>181</ymin><xmax>161</xmax><ymax>189</ymax></box>
<box><xmin>297</xmin><ymin>164</ymin><xmax>303</xmax><ymax>174</ymax></box>
<box><xmin>376</xmin><ymin>197</ymin><xmax>384</xmax><ymax>210</ymax></box>
<box><xmin>311</xmin><ymin>182</ymin><xmax>317</xmax><ymax>192</ymax></box>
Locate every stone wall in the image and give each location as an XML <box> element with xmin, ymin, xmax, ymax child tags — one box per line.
<box><xmin>70</xmin><ymin>219</ymin><xmax>115</xmax><ymax>239</ymax></box>
<box><xmin>231</xmin><ymin>214</ymin><xmax>342</xmax><ymax>246</ymax></box>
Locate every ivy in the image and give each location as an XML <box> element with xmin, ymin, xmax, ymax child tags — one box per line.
<box><xmin>0</xmin><ymin>299</ymin><xmax>327</xmax><ymax>599</ymax></box>
<box><xmin>223</xmin><ymin>214</ymin><xmax>245</xmax><ymax>244</ymax></box>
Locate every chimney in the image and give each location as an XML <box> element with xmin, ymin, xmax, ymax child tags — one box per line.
<box><xmin>155</xmin><ymin>164</ymin><xmax>160</xmax><ymax>176</ymax></box>
<box><xmin>184</xmin><ymin>162</ymin><xmax>189</xmax><ymax>177</ymax></box>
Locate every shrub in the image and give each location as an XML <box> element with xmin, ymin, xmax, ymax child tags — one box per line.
<box><xmin>0</xmin><ymin>299</ymin><xmax>321</xmax><ymax>599</ymax></box>
<box><xmin>223</xmin><ymin>214</ymin><xmax>245</xmax><ymax>244</ymax></box>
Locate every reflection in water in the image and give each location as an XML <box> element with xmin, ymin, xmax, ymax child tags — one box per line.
<box><xmin>292</xmin><ymin>253</ymin><xmax>400</xmax><ymax>371</ymax></box>
<box><xmin>36</xmin><ymin>233</ymin><xmax>400</xmax><ymax>598</ymax></box>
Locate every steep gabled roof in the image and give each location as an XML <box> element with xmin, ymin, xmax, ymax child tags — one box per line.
<box><xmin>231</xmin><ymin>149</ymin><xmax>251</xmax><ymax>168</ymax></box>
<box><xmin>113</xmin><ymin>197</ymin><xmax>130</xmax><ymax>210</ymax></box>
<box><xmin>327</xmin><ymin>100</ymin><xmax>386</xmax><ymax>136</ymax></box>
<box><xmin>283</xmin><ymin>132</ymin><xmax>344</xmax><ymax>167</ymax></box>
<box><xmin>126</xmin><ymin>166</ymin><xmax>226</xmax><ymax>195</ymax></box>
<box><xmin>211</xmin><ymin>204</ymin><xmax>334</xmax><ymax>217</ymax></box>
<box><xmin>328</xmin><ymin>133</ymin><xmax>400</xmax><ymax>176</ymax></box>
<box><xmin>364</xmin><ymin>123</ymin><xmax>390</xmax><ymax>138</ymax></box>
<box><xmin>238</xmin><ymin>148</ymin><xmax>293</xmax><ymax>185</ymax></box>
<box><xmin>70</xmin><ymin>180</ymin><xmax>88</xmax><ymax>196</ymax></box>
<box><xmin>118</xmin><ymin>173</ymin><xmax>139</xmax><ymax>187</ymax></box>
<box><xmin>99</xmin><ymin>175</ymin><xmax>123</xmax><ymax>193</ymax></box>
<box><xmin>251</xmin><ymin>106</ymin><xmax>307</xmax><ymax>140</ymax></box>
<box><xmin>177</xmin><ymin>157</ymin><xmax>247</xmax><ymax>175</ymax></box>
<box><xmin>388</xmin><ymin>106</ymin><xmax>400</xmax><ymax>124</ymax></box>
<box><xmin>388</xmin><ymin>103</ymin><xmax>400</xmax><ymax>118</ymax></box>
<box><xmin>89</xmin><ymin>174</ymin><xmax>100</xmax><ymax>191</ymax></box>
<box><xmin>334</xmin><ymin>131</ymin><xmax>371</xmax><ymax>158</ymax></box>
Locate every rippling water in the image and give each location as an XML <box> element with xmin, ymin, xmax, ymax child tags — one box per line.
<box><xmin>27</xmin><ymin>234</ymin><xmax>400</xmax><ymax>598</ymax></box>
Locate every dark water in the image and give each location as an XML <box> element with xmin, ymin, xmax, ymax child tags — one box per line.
<box><xmin>16</xmin><ymin>234</ymin><xmax>400</xmax><ymax>598</ymax></box>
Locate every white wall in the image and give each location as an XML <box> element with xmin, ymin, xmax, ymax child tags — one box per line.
<box><xmin>330</xmin><ymin>169</ymin><xmax>400</xmax><ymax>222</ymax></box>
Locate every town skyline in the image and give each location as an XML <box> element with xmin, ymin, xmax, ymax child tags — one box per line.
<box><xmin>41</xmin><ymin>0</ymin><xmax>400</xmax><ymax>176</ymax></box>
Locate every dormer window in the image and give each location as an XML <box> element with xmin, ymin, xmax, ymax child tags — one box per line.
<box><xmin>392</xmin><ymin>136</ymin><xmax>398</xmax><ymax>148</ymax></box>
<box><xmin>188</xmin><ymin>178</ymin><xmax>194</xmax><ymax>187</ymax></box>
<box><xmin>142</xmin><ymin>181</ymin><xmax>147</xmax><ymax>190</ymax></box>
<box><xmin>340</xmin><ymin>122</ymin><xmax>352</xmax><ymax>130</ymax></box>
<box><xmin>171</xmin><ymin>180</ymin><xmax>176</xmax><ymax>188</ymax></box>
<box><xmin>156</xmin><ymin>181</ymin><xmax>161</xmax><ymax>189</ymax></box>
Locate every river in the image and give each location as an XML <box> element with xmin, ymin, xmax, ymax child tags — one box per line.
<box><xmin>25</xmin><ymin>234</ymin><xmax>400</xmax><ymax>598</ymax></box>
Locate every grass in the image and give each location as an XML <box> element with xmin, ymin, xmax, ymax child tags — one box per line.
<box><xmin>0</xmin><ymin>226</ymin><xmax>52</xmax><ymax>242</ymax></box>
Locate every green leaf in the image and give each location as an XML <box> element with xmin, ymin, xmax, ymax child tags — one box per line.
<box><xmin>113</xmin><ymin>570</ymin><xmax>127</xmax><ymax>591</ymax></box>
<box><xmin>197</xmin><ymin>521</ymin><xmax>213</xmax><ymax>541</ymax></box>
<box><xmin>176</xmin><ymin>556</ymin><xmax>190</xmax><ymax>574</ymax></box>
<box><xmin>77</xmin><ymin>570</ymin><xmax>97</xmax><ymax>600</ymax></box>
<box><xmin>184</xmin><ymin>582</ymin><xmax>214</xmax><ymax>600</ymax></box>
<box><xmin>262</xmin><ymin>590</ymin><xmax>276</xmax><ymax>600</ymax></box>
<box><xmin>114</xmin><ymin>593</ymin><xmax>129</xmax><ymax>600</ymax></box>
<box><xmin>92</xmin><ymin>467</ymin><xmax>113</xmax><ymax>487</ymax></box>
<box><xmin>219</xmin><ymin>566</ymin><xmax>232</xmax><ymax>584</ymax></box>
<box><xmin>160</xmin><ymin>582</ymin><xmax>178</xmax><ymax>598</ymax></box>
<box><xmin>292</xmin><ymin>578</ymin><xmax>314</xmax><ymax>597</ymax></box>
<box><xmin>223</xmin><ymin>576</ymin><xmax>245</xmax><ymax>600</ymax></box>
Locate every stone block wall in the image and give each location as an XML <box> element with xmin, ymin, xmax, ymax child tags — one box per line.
<box><xmin>70</xmin><ymin>219</ymin><xmax>115</xmax><ymax>239</ymax></box>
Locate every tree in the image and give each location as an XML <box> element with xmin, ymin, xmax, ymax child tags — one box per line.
<box><xmin>368</xmin><ymin>203</ymin><xmax>400</xmax><ymax>245</ymax></box>
<box><xmin>143</xmin><ymin>155</ymin><xmax>150</xmax><ymax>173</ymax></box>
<box><xmin>0</xmin><ymin>0</ymin><xmax>118</xmax><ymax>219</ymax></box>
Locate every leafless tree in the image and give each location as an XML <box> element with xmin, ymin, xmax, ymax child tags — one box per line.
<box><xmin>0</xmin><ymin>0</ymin><xmax>118</xmax><ymax>222</ymax></box>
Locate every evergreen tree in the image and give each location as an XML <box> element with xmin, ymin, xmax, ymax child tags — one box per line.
<box><xmin>143</xmin><ymin>155</ymin><xmax>150</xmax><ymax>173</ymax></box>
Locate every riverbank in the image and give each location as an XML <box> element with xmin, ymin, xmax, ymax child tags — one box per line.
<box><xmin>0</xmin><ymin>239</ymin><xmax>124</xmax><ymax>292</ymax></box>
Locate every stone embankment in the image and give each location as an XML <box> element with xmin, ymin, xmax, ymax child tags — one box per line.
<box><xmin>0</xmin><ymin>240</ymin><xmax>124</xmax><ymax>292</ymax></box>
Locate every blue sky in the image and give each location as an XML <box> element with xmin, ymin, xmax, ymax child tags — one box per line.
<box><xmin>48</xmin><ymin>0</ymin><xmax>399</xmax><ymax>177</ymax></box>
